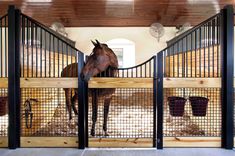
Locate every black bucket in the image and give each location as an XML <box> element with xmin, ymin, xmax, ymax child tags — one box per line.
<box><xmin>168</xmin><ymin>96</ymin><xmax>187</xmax><ymax>117</ymax></box>
<box><xmin>189</xmin><ymin>96</ymin><xmax>209</xmax><ymax>116</ymax></box>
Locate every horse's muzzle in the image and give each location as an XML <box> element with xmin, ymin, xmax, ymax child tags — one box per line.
<box><xmin>80</xmin><ymin>73</ymin><xmax>91</xmax><ymax>82</ymax></box>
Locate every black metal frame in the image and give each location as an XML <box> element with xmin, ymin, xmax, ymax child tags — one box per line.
<box><xmin>8</xmin><ymin>5</ymin><xmax>21</xmax><ymax>149</ymax></box>
<box><xmin>220</xmin><ymin>5</ymin><xmax>234</xmax><ymax>149</ymax></box>
<box><xmin>156</xmin><ymin>52</ymin><xmax>163</xmax><ymax>149</ymax></box>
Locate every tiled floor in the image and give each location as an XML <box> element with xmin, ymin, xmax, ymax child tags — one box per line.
<box><xmin>0</xmin><ymin>148</ymin><xmax>234</xmax><ymax>156</ymax></box>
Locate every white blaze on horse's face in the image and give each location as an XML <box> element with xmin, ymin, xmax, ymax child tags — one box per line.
<box><xmin>81</xmin><ymin>44</ymin><xmax>112</xmax><ymax>82</ymax></box>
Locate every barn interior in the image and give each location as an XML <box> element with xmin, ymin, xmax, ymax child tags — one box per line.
<box><xmin>0</xmin><ymin>0</ymin><xmax>235</xmax><ymax>154</ymax></box>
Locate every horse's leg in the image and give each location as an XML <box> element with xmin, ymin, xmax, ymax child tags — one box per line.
<box><xmin>103</xmin><ymin>97</ymin><xmax>111</xmax><ymax>136</ymax></box>
<box><xmin>91</xmin><ymin>90</ymin><xmax>98</xmax><ymax>136</ymax></box>
<box><xmin>71</xmin><ymin>91</ymin><xmax>78</xmax><ymax>115</ymax></box>
<box><xmin>65</xmin><ymin>89</ymin><xmax>73</xmax><ymax>120</ymax></box>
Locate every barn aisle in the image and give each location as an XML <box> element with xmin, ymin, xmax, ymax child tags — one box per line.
<box><xmin>0</xmin><ymin>148</ymin><xmax>234</xmax><ymax>156</ymax></box>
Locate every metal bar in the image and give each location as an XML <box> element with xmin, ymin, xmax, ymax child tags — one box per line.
<box><xmin>5</xmin><ymin>16</ymin><xmax>7</xmax><ymax>77</ymax></box>
<box><xmin>195</xmin><ymin>30</ymin><xmax>197</xmax><ymax>77</ymax></box>
<box><xmin>31</xmin><ymin>21</ymin><xmax>34</xmax><ymax>77</ymax></box>
<box><xmin>35</xmin><ymin>25</ymin><xmax>38</xmax><ymax>77</ymax></box>
<box><xmin>153</xmin><ymin>55</ymin><xmax>157</xmax><ymax>147</ymax></box>
<box><xmin>0</xmin><ymin>18</ymin><xmax>2</xmax><ymax>77</ymax></box>
<box><xmin>204</xmin><ymin>24</ymin><xmax>206</xmax><ymax>77</ymax></box>
<box><xmin>22</xmin><ymin>16</ymin><xmax>25</xmax><ymax>77</ymax></box>
<box><xmin>40</xmin><ymin>27</ymin><xmax>42</xmax><ymax>77</ymax></box>
<box><xmin>220</xmin><ymin>5</ymin><xmax>234</xmax><ymax>149</ymax></box>
<box><xmin>212</xmin><ymin>18</ymin><xmax>215</xmax><ymax>77</ymax></box>
<box><xmin>208</xmin><ymin>22</ymin><xmax>210</xmax><ymax>77</ymax></box>
<box><xmin>78</xmin><ymin>52</ymin><xmax>86</xmax><ymax>149</ymax></box>
<box><xmin>199</xmin><ymin>27</ymin><xmax>202</xmax><ymax>77</ymax></box>
<box><xmin>8</xmin><ymin>5</ymin><xmax>21</xmax><ymax>149</ymax></box>
<box><xmin>156</xmin><ymin>52</ymin><xmax>163</xmax><ymax>149</ymax></box>
<box><xmin>26</xmin><ymin>17</ymin><xmax>29</xmax><ymax>77</ymax></box>
<box><xmin>217</xmin><ymin>16</ymin><xmax>219</xmax><ymax>77</ymax></box>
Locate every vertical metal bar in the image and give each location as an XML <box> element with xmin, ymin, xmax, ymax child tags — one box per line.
<box><xmin>22</xmin><ymin>16</ymin><xmax>25</xmax><ymax>77</ymax></box>
<box><xmin>177</xmin><ymin>42</ymin><xmax>179</xmax><ymax>77</ymax></box>
<box><xmin>8</xmin><ymin>6</ymin><xmax>21</xmax><ymax>149</ymax></box>
<box><xmin>5</xmin><ymin>16</ymin><xmax>7</xmax><ymax>77</ymax></box>
<box><xmin>49</xmin><ymin>34</ymin><xmax>51</xmax><ymax>77</ymax></box>
<box><xmin>199</xmin><ymin>28</ymin><xmax>202</xmax><ymax>77</ymax></box>
<box><xmin>26</xmin><ymin>17</ymin><xmax>29</xmax><ymax>77</ymax></box>
<box><xmin>44</xmin><ymin>30</ymin><xmax>46</xmax><ymax>77</ymax></box>
<box><xmin>31</xmin><ymin>21</ymin><xmax>34</xmax><ymax>77</ymax></box>
<box><xmin>212</xmin><ymin>18</ymin><xmax>215</xmax><ymax>77</ymax></box>
<box><xmin>53</xmin><ymin>36</ymin><xmax>55</xmax><ymax>77</ymax></box>
<box><xmin>78</xmin><ymin>52</ymin><xmax>86</xmax><ymax>149</ymax></box>
<box><xmin>156</xmin><ymin>52</ymin><xmax>163</xmax><ymax>149</ymax></box>
<box><xmin>0</xmin><ymin>18</ymin><xmax>2</xmax><ymax>77</ymax></box>
<box><xmin>195</xmin><ymin>30</ymin><xmax>197</xmax><ymax>77</ymax></box>
<box><xmin>190</xmin><ymin>33</ymin><xmax>193</xmax><ymax>77</ymax></box>
<box><xmin>173</xmin><ymin>44</ymin><xmax>175</xmax><ymax>77</ymax></box>
<box><xmin>208</xmin><ymin>22</ymin><xmax>210</xmax><ymax>77</ymax></box>
<box><xmin>204</xmin><ymin>24</ymin><xmax>206</xmax><ymax>77</ymax></box>
<box><xmin>220</xmin><ymin>5</ymin><xmax>234</xmax><ymax>149</ymax></box>
<box><xmin>35</xmin><ymin>25</ymin><xmax>38</xmax><ymax>77</ymax></box>
<box><xmin>186</xmin><ymin>36</ymin><xmax>188</xmax><ymax>77</ymax></box>
<box><xmin>58</xmin><ymin>40</ymin><xmax>60</xmax><ymax>77</ymax></box>
<box><xmin>40</xmin><ymin>27</ymin><xmax>42</xmax><ymax>77</ymax></box>
<box><xmin>217</xmin><ymin>16</ymin><xmax>220</xmax><ymax>77</ymax></box>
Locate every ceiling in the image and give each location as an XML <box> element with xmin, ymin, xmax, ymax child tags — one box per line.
<box><xmin>0</xmin><ymin>0</ymin><xmax>234</xmax><ymax>27</ymax></box>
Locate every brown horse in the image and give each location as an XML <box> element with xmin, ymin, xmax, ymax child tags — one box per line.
<box><xmin>61</xmin><ymin>40</ymin><xmax>118</xmax><ymax>136</ymax></box>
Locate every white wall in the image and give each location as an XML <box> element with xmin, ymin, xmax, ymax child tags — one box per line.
<box><xmin>65</xmin><ymin>27</ymin><xmax>177</xmax><ymax>65</ymax></box>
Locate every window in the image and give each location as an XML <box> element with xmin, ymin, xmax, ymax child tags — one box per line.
<box><xmin>106</xmin><ymin>38</ymin><xmax>135</xmax><ymax>68</ymax></box>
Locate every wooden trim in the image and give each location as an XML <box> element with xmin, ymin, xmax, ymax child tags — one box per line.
<box><xmin>0</xmin><ymin>137</ymin><xmax>8</xmax><ymax>147</ymax></box>
<box><xmin>164</xmin><ymin>78</ymin><xmax>221</xmax><ymax>88</ymax></box>
<box><xmin>20</xmin><ymin>137</ymin><xmax>78</xmax><ymax>147</ymax></box>
<box><xmin>163</xmin><ymin>137</ymin><xmax>221</xmax><ymax>147</ymax></box>
<box><xmin>89</xmin><ymin>138</ymin><xmax>152</xmax><ymax>148</ymax></box>
<box><xmin>0</xmin><ymin>78</ymin><xmax>8</xmax><ymax>88</ymax></box>
<box><xmin>89</xmin><ymin>78</ymin><xmax>153</xmax><ymax>88</ymax></box>
<box><xmin>20</xmin><ymin>78</ymin><xmax>78</xmax><ymax>88</ymax></box>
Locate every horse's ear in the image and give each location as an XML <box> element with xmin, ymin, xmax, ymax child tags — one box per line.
<box><xmin>91</xmin><ymin>40</ymin><xmax>97</xmax><ymax>47</ymax></box>
<box><xmin>95</xmin><ymin>39</ymin><xmax>101</xmax><ymax>47</ymax></box>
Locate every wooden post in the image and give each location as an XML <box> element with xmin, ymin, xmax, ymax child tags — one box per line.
<box><xmin>8</xmin><ymin>5</ymin><xmax>21</xmax><ymax>149</ymax></box>
<box><xmin>220</xmin><ymin>5</ymin><xmax>234</xmax><ymax>149</ymax></box>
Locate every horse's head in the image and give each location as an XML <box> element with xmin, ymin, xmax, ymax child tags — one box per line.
<box><xmin>81</xmin><ymin>40</ymin><xmax>118</xmax><ymax>82</ymax></box>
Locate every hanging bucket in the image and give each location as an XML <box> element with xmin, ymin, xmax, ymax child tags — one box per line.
<box><xmin>0</xmin><ymin>96</ymin><xmax>8</xmax><ymax>116</ymax></box>
<box><xmin>168</xmin><ymin>96</ymin><xmax>187</xmax><ymax>117</ymax></box>
<box><xmin>189</xmin><ymin>96</ymin><xmax>209</xmax><ymax>116</ymax></box>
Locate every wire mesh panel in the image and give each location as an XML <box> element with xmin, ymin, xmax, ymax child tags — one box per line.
<box><xmin>164</xmin><ymin>88</ymin><xmax>221</xmax><ymax>137</ymax></box>
<box><xmin>20</xmin><ymin>88</ymin><xmax>78</xmax><ymax>137</ymax></box>
<box><xmin>0</xmin><ymin>88</ymin><xmax>8</xmax><ymax>137</ymax></box>
<box><xmin>88</xmin><ymin>88</ymin><xmax>153</xmax><ymax>138</ymax></box>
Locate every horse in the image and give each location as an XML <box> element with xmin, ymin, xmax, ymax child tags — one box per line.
<box><xmin>61</xmin><ymin>40</ymin><xmax>118</xmax><ymax>136</ymax></box>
